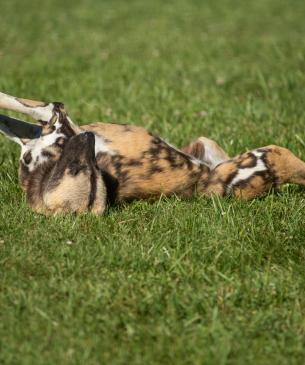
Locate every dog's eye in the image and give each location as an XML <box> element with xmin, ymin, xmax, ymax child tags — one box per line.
<box><xmin>23</xmin><ymin>151</ymin><xmax>32</xmax><ymax>165</ymax></box>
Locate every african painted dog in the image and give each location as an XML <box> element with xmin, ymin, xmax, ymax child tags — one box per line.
<box><xmin>0</xmin><ymin>91</ymin><xmax>305</xmax><ymax>215</ymax></box>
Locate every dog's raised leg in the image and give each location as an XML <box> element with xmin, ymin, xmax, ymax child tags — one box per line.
<box><xmin>0</xmin><ymin>91</ymin><xmax>82</xmax><ymax>137</ymax></box>
<box><xmin>0</xmin><ymin>91</ymin><xmax>57</xmax><ymax>122</ymax></box>
<box><xmin>199</xmin><ymin>145</ymin><xmax>305</xmax><ymax>199</ymax></box>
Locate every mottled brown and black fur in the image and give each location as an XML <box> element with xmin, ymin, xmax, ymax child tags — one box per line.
<box><xmin>1</xmin><ymin>91</ymin><xmax>305</xmax><ymax>215</ymax></box>
<box><xmin>87</xmin><ymin>125</ymin><xmax>208</xmax><ymax>201</ymax></box>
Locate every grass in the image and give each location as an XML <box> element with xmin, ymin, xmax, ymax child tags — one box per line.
<box><xmin>1</xmin><ymin>0</ymin><xmax>305</xmax><ymax>363</ymax></box>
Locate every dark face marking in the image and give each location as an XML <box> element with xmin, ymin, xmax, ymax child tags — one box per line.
<box><xmin>57</xmin><ymin>113</ymin><xmax>76</xmax><ymax>138</ymax></box>
<box><xmin>23</xmin><ymin>151</ymin><xmax>32</xmax><ymax>165</ymax></box>
<box><xmin>41</xmin><ymin>124</ymin><xmax>56</xmax><ymax>136</ymax></box>
<box><xmin>41</xmin><ymin>150</ymin><xmax>56</xmax><ymax>159</ymax></box>
<box><xmin>55</xmin><ymin>137</ymin><xmax>66</xmax><ymax>148</ymax></box>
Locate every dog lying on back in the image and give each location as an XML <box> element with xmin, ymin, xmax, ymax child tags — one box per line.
<box><xmin>0</xmin><ymin>91</ymin><xmax>305</xmax><ymax>215</ymax></box>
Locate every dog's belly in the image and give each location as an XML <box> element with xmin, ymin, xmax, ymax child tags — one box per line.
<box><xmin>82</xmin><ymin>123</ymin><xmax>205</xmax><ymax>201</ymax></box>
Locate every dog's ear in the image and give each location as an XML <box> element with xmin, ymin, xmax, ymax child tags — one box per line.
<box><xmin>0</xmin><ymin>114</ymin><xmax>42</xmax><ymax>146</ymax></box>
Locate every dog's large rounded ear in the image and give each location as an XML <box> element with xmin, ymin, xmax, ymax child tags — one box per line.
<box><xmin>0</xmin><ymin>114</ymin><xmax>42</xmax><ymax>146</ymax></box>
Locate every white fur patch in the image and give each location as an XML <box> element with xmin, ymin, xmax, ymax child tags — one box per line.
<box><xmin>94</xmin><ymin>135</ymin><xmax>114</xmax><ymax>156</ymax></box>
<box><xmin>29</xmin><ymin>104</ymin><xmax>54</xmax><ymax>121</ymax></box>
<box><xmin>227</xmin><ymin>151</ymin><xmax>267</xmax><ymax>190</ymax></box>
<box><xmin>0</xmin><ymin>92</ymin><xmax>54</xmax><ymax>121</ymax></box>
<box><xmin>252</xmin><ymin>150</ymin><xmax>264</xmax><ymax>158</ymax></box>
<box><xmin>198</xmin><ymin>137</ymin><xmax>228</xmax><ymax>169</ymax></box>
<box><xmin>21</xmin><ymin>131</ymin><xmax>65</xmax><ymax>171</ymax></box>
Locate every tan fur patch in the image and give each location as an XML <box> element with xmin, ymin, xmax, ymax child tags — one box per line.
<box><xmin>90</xmin><ymin>175</ymin><xmax>107</xmax><ymax>215</ymax></box>
<box><xmin>233</xmin><ymin>175</ymin><xmax>268</xmax><ymax>200</ymax></box>
<box><xmin>239</xmin><ymin>154</ymin><xmax>255</xmax><ymax>168</ymax></box>
<box><xmin>89</xmin><ymin>123</ymin><xmax>208</xmax><ymax>200</ymax></box>
<box><xmin>43</xmin><ymin>173</ymin><xmax>91</xmax><ymax>213</ymax></box>
<box><xmin>16</xmin><ymin>98</ymin><xmax>47</xmax><ymax>108</ymax></box>
<box><xmin>265</xmin><ymin>145</ymin><xmax>305</xmax><ymax>186</ymax></box>
<box><xmin>83</xmin><ymin>123</ymin><xmax>152</xmax><ymax>159</ymax></box>
<box><xmin>213</xmin><ymin>161</ymin><xmax>237</xmax><ymax>182</ymax></box>
<box><xmin>204</xmin><ymin>180</ymin><xmax>226</xmax><ymax>197</ymax></box>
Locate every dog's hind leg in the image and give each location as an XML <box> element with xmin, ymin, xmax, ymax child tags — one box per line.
<box><xmin>198</xmin><ymin>145</ymin><xmax>305</xmax><ymax>199</ymax></box>
<box><xmin>181</xmin><ymin>136</ymin><xmax>230</xmax><ymax>169</ymax></box>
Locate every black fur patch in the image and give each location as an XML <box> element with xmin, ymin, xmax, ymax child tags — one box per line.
<box><xmin>42</xmin><ymin>150</ymin><xmax>56</xmax><ymax>159</ymax></box>
<box><xmin>148</xmin><ymin>165</ymin><xmax>164</xmax><ymax>175</ymax></box>
<box><xmin>23</xmin><ymin>151</ymin><xmax>32</xmax><ymax>164</ymax></box>
<box><xmin>101</xmin><ymin>170</ymin><xmax>119</xmax><ymax>205</ymax></box>
<box><xmin>57</xmin><ymin>113</ymin><xmax>76</xmax><ymax>138</ymax></box>
<box><xmin>68</xmin><ymin>161</ymin><xmax>87</xmax><ymax>176</ymax></box>
<box><xmin>87</xmin><ymin>169</ymin><xmax>97</xmax><ymax>209</ymax></box>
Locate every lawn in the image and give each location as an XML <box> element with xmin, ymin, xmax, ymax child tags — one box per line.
<box><xmin>1</xmin><ymin>0</ymin><xmax>305</xmax><ymax>364</ymax></box>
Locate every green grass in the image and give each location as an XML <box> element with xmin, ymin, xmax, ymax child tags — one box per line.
<box><xmin>1</xmin><ymin>0</ymin><xmax>305</xmax><ymax>363</ymax></box>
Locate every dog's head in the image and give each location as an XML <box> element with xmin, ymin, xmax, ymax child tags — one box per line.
<box><xmin>0</xmin><ymin>102</ymin><xmax>81</xmax><ymax>190</ymax></box>
<box><xmin>0</xmin><ymin>104</ymin><xmax>106</xmax><ymax>215</ymax></box>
